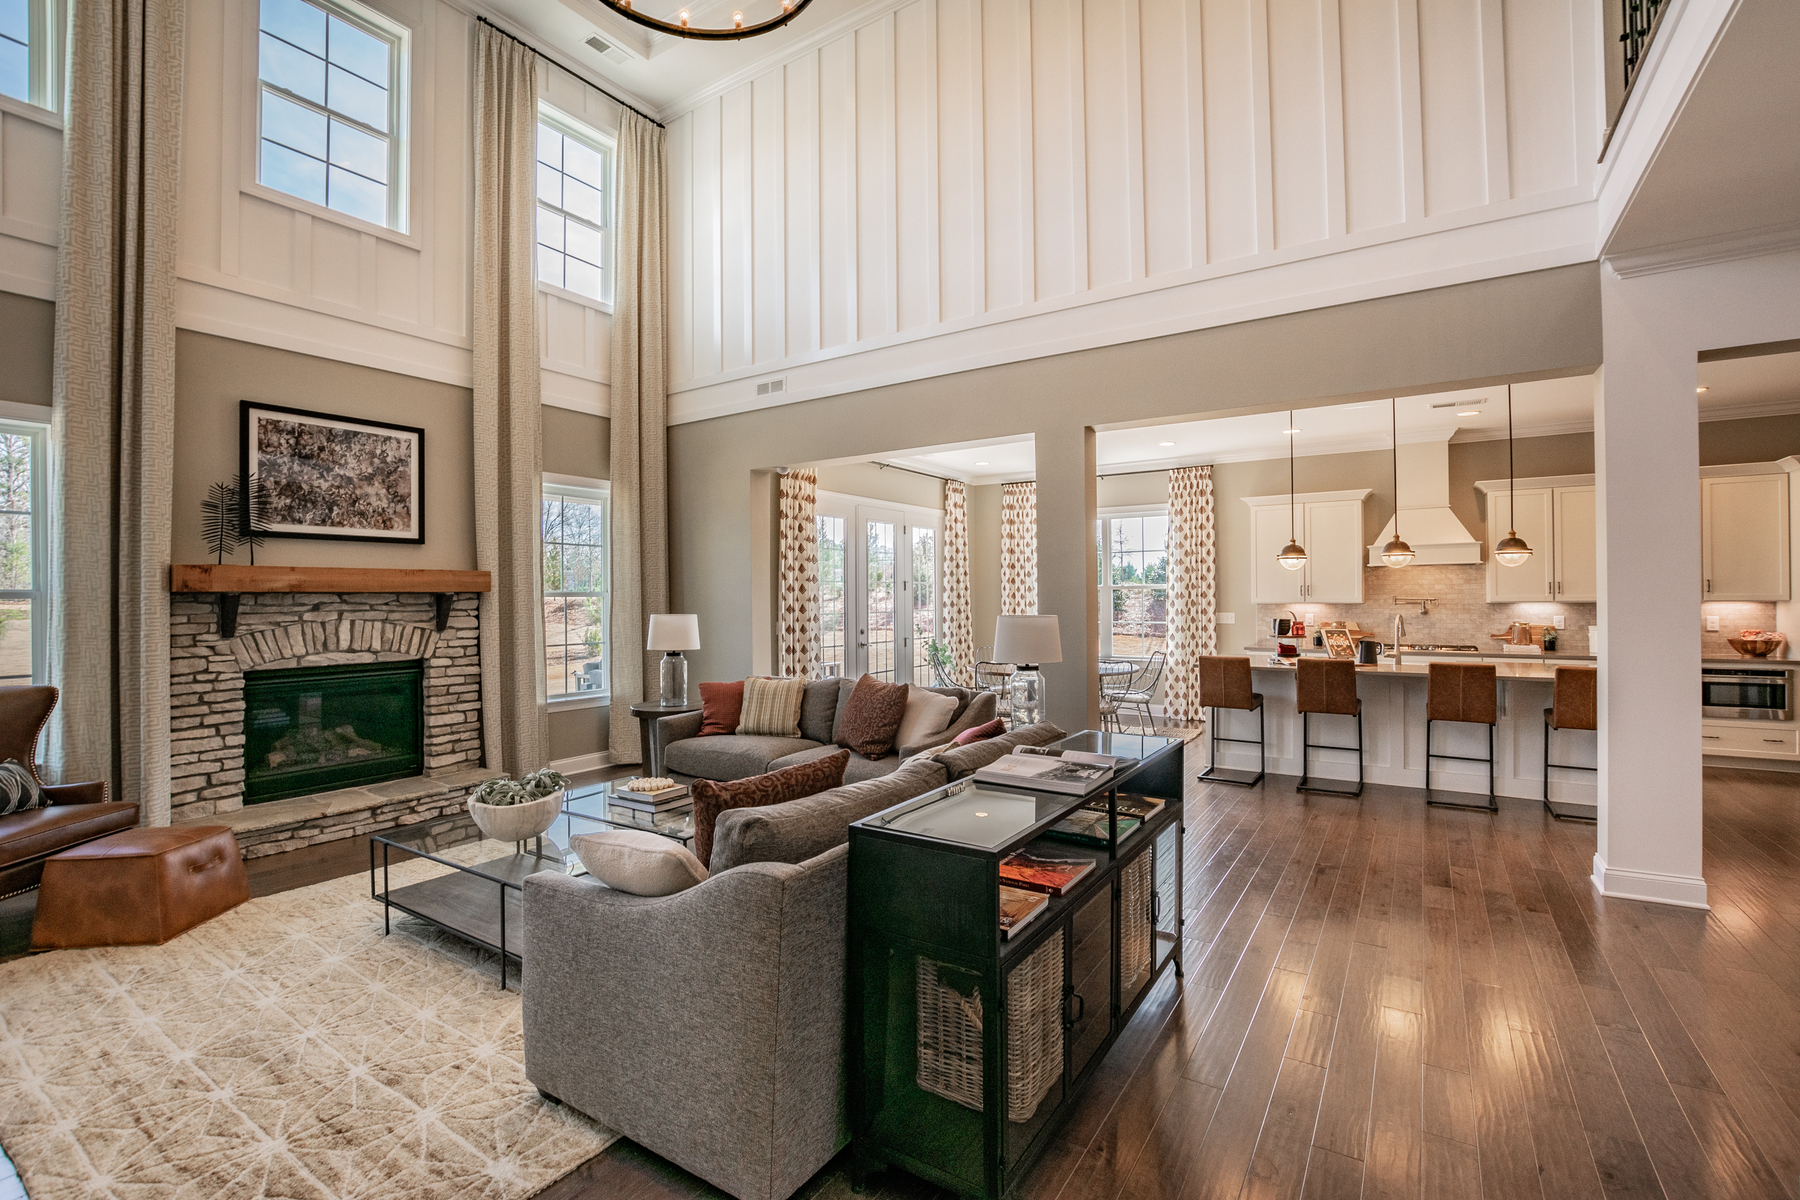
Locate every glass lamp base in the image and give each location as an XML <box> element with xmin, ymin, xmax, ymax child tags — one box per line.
<box><xmin>1008</xmin><ymin>666</ymin><xmax>1046</xmax><ymax>728</ymax></box>
<box><xmin>659</xmin><ymin>653</ymin><xmax>689</xmax><ymax>707</ymax></box>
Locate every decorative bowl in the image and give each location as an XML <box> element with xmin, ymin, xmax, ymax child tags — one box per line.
<box><xmin>467</xmin><ymin>790</ymin><xmax>564</xmax><ymax>843</ymax></box>
<box><xmin>1726</xmin><ymin>636</ymin><xmax>1783</xmax><ymax>658</ymax></box>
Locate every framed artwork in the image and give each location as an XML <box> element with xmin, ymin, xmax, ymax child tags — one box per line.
<box><xmin>1321</xmin><ymin>627</ymin><xmax>1357</xmax><ymax>659</ymax></box>
<box><xmin>240</xmin><ymin>402</ymin><xmax>425</xmax><ymax>543</ymax></box>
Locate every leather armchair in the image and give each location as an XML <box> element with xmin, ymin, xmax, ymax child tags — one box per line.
<box><xmin>0</xmin><ymin>686</ymin><xmax>138</xmax><ymax>896</ymax></box>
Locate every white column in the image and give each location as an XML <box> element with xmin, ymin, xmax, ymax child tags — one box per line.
<box><xmin>1034</xmin><ymin>425</ymin><xmax>1100</xmax><ymax>733</ymax></box>
<box><xmin>1593</xmin><ymin>268</ymin><xmax>1707</xmax><ymax>908</ymax></box>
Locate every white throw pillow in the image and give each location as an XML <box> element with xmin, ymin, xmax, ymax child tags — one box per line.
<box><xmin>896</xmin><ymin>686</ymin><xmax>960</xmax><ymax>750</ymax></box>
<box><xmin>571</xmin><ymin>830</ymin><xmax>709</xmax><ymax>897</ymax></box>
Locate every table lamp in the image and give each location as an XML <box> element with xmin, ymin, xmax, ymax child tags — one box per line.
<box><xmin>993</xmin><ymin>614</ymin><xmax>1061</xmax><ymax>727</ymax></box>
<box><xmin>647</xmin><ymin>614</ymin><xmax>701</xmax><ymax>707</ymax></box>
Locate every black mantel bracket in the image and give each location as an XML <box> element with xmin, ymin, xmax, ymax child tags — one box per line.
<box><xmin>434</xmin><ymin>594</ymin><xmax>455</xmax><ymax>632</ymax></box>
<box><xmin>216</xmin><ymin>594</ymin><xmax>241</xmax><ymax>639</ymax></box>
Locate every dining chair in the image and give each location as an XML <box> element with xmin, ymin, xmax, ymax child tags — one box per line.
<box><xmin>1113</xmin><ymin>651</ymin><xmax>1166</xmax><ymax>732</ymax></box>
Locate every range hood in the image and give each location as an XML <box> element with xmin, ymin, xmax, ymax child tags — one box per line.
<box><xmin>1366</xmin><ymin>438</ymin><xmax>1483</xmax><ymax>566</ymax></box>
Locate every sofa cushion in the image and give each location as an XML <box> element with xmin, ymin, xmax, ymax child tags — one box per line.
<box><xmin>697</xmin><ymin>681</ymin><xmax>744</xmax><ymax>736</ymax></box>
<box><xmin>739</xmin><ymin>676</ymin><xmax>808</xmax><ymax>737</ymax></box>
<box><xmin>933</xmin><ymin>722</ymin><xmax>1068</xmax><ymax>780</ymax></box>
<box><xmin>953</xmin><ymin>717</ymin><xmax>1007</xmax><ymax>745</ymax></box>
<box><xmin>710</xmin><ymin>755</ymin><xmax>950</xmax><ymax>872</ymax></box>
<box><xmin>896</xmin><ymin>686</ymin><xmax>959</xmax><ymax>750</ymax></box>
<box><xmin>836</xmin><ymin>675</ymin><xmax>910</xmax><ymax>758</ymax></box>
<box><xmin>571</xmin><ymin>830</ymin><xmax>708</xmax><ymax>896</ymax></box>
<box><xmin>692</xmin><ymin>750</ymin><xmax>850</xmax><ymax>867</ymax></box>
<box><xmin>798</xmin><ymin>679</ymin><xmax>842</xmax><ymax>744</ymax></box>
<box><xmin>0</xmin><ymin>759</ymin><xmax>45</xmax><ymax>816</ymax></box>
<box><xmin>769</xmin><ymin>744</ymin><xmax>899</xmax><ymax>784</ymax></box>
<box><xmin>664</xmin><ymin>734</ymin><xmax>823</xmax><ymax>782</ymax></box>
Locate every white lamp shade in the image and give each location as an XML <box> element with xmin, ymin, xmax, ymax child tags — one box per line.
<box><xmin>646</xmin><ymin>613</ymin><xmax>702</xmax><ymax>652</ymax></box>
<box><xmin>993</xmin><ymin>614</ymin><xmax>1062</xmax><ymax>665</ymax></box>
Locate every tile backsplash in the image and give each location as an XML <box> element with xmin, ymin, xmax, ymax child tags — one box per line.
<box><xmin>1255</xmin><ymin>563</ymin><xmax>1598</xmax><ymax>654</ymax></box>
<box><xmin>1700</xmin><ymin>601</ymin><xmax>1779</xmax><ymax>659</ymax></box>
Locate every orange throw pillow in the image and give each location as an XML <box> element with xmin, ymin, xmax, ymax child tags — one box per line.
<box><xmin>835</xmin><ymin>675</ymin><xmax>910</xmax><ymax>759</ymax></box>
<box><xmin>698</xmin><ymin>680</ymin><xmax>745</xmax><ymax>736</ymax></box>
<box><xmin>691</xmin><ymin>750</ymin><xmax>850</xmax><ymax>868</ymax></box>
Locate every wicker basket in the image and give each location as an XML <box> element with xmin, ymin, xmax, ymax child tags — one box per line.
<box><xmin>916</xmin><ymin>928</ymin><xmax>1065</xmax><ymax>1122</ymax></box>
<box><xmin>1119</xmin><ymin>851</ymin><xmax>1154</xmax><ymax>985</ymax></box>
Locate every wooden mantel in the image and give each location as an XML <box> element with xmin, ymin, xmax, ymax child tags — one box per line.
<box><xmin>170</xmin><ymin>565</ymin><xmax>491</xmax><ymax>637</ymax></box>
<box><xmin>171</xmin><ymin>565</ymin><xmax>491</xmax><ymax>595</ymax></box>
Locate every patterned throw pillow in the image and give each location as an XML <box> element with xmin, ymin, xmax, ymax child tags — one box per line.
<box><xmin>737</xmin><ymin>676</ymin><xmax>809</xmax><ymax>737</ymax></box>
<box><xmin>835</xmin><ymin>674</ymin><xmax>911</xmax><ymax>759</ymax></box>
<box><xmin>691</xmin><ymin>750</ymin><xmax>850</xmax><ymax>868</ymax></box>
<box><xmin>0</xmin><ymin>759</ymin><xmax>45</xmax><ymax>816</ymax></box>
<box><xmin>951</xmin><ymin>717</ymin><xmax>1006</xmax><ymax>746</ymax></box>
<box><xmin>698</xmin><ymin>680</ymin><xmax>745</xmax><ymax>736</ymax></box>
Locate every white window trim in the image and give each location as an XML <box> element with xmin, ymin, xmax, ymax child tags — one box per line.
<box><xmin>1098</xmin><ymin>504</ymin><xmax>1169</xmax><ymax>662</ymax></box>
<box><xmin>0</xmin><ymin>418</ymin><xmax>48</xmax><ymax>686</ymax></box>
<box><xmin>535</xmin><ymin>103</ymin><xmax>615</xmax><ymax>310</ymax></box>
<box><xmin>243</xmin><ymin>0</ymin><xmax>415</xmax><ymax>241</ymax></box>
<box><xmin>543</xmin><ymin>473</ymin><xmax>609</xmax><ymax>706</ymax></box>
<box><xmin>0</xmin><ymin>0</ymin><xmax>63</xmax><ymax>116</ymax></box>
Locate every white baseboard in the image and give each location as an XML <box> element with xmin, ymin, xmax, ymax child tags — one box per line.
<box><xmin>1591</xmin><ymin>853</ymin><xmax>1710</xmax><ymax>910</ymax></box>
<box><xmin>551</xmin><ymin>752</ymin><xmax>614</xmax><ymax>775</ymax></box>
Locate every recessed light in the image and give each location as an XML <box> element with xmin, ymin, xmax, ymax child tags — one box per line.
<box><xmin>1284</xmin><ymin>427</ymin><xmax>1302</xmax><ymax>435</ymax></box>
<box><xmin>1158</xmin><ymin>441</ymin><xmax>1176</xmax><ymax>447</ymax></box>
<box><xmin>1457</xmin><ymin>410</ymin><xmax>1482</xmax><ymax>416</ymax></box>
<box><xmin>1696</xmin><ymin>386</ymin><xmax>1709</xmax><ymax>393</ymax></box>
<box><xmin>974</xmin><ymin>460</ymin><xmax>990</xmax><ymax>466</ymax></box>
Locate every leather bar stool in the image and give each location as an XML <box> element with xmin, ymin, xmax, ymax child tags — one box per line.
<box><xmin>1196</xmin><ymin>656</ymin><xmax>1265</xmax><ymax>786</ymax></box>
<box><xmin>1295</xmin><ymin>658</ymin><xmax>1363</xmax><ymax>797</ymax></box>
<box><xmin>1425</xmin><ymin>662</ymin><xmax>1499</xmax><ymax>812</ymax></box>
<box><xmin>1543</xmin><ymin>666</ymin><xmax>1598</xmax><ymax>821</ymax></box>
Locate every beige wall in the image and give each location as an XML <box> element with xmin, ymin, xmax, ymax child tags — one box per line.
<box><xmin>968</xmin><ymin>484</ymin><xmax>1002</xmax><ymax>656</ymax></box>
<box><xmin>814</xmin><ymin>462</ymin><xmax>945</xmax><ymax>508</ymax></box>
<box><xmin>669</xmin><ymin>263</ymin><xmax>1605</xmax><ymax>730</ymax></box>
<box><xmin>543</xmin><ymin>406</ymin><xmax>611</xmax><ymax>481</ymax></box>
<box><xmin>0</xmin><ymin>294</ymin><xmax>52</xmax><ymax>408</ymax></box>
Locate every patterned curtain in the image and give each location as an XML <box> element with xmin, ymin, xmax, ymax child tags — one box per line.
<box><xmin>1161</xmin><ymin>466</ymin><xmax>1218</xmax><ymax>728</ymax></box>
<box><xmin>1001</xmin><ymin>482</ymin><xmax>1038</xmax><ymax>616</ymax></box>
<box><xmin>777</xmin><ymin>469</ymin><xmax>819</xmax><ymax>679</ymax></box>
<box><xmin>941</xmin><ymin>480</ymin><xmax>974</xmax><ymax>685</ymax></box>
<box><xmin>48</xmin><ymin>0</ymin><xmax>186</xmax><ymax>822</ymax></box>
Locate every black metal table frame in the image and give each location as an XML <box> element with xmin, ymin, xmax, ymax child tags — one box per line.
<box><xmin>369</xmin><ymin>833</ymin><xmax>544</xmax><ymax>990</ymax></box>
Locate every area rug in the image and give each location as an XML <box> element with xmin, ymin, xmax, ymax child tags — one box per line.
<box><xmin>0</xmin><ymin>847</ymin><xmax>616</xmax><ymax>1199</ymax></box>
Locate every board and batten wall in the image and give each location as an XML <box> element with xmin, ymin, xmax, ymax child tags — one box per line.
<box><xmin>665</xmin><ymin>0</ymin><xmax>1602</xmax><ymax>422</ymax></box>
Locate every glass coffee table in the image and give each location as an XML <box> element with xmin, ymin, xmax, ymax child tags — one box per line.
<box><xmin>558</xmin><ymin>777</ymin><xmax>697</xmax><ymax>849</ymax></box>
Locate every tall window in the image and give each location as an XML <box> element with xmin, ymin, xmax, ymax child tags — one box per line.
<box><xmin>911</xmin><ymin>526</ymin><xmax>937</xmax><ymax>683</ymax></box>
<box><xmin>0</xmin><ymin>424</ymin><xmax>45</xmax><ymax>685</ymax></box>
<box><xmin>256</xmin><ymin>0</ymin><xmax>405</xmax><ymax>229</ymax></box>
<box><xmin>817</xmin><ymin>514</ymin><xmax>846</xmax><ymax>678</ymax></box>
<box><xmin>536</xmin><ymin>113</ymin><xmax>611</xmax><ymax>303</ymax></box>
<box><xmin>0</xmin><ymin>0</ymin><xmax>55</xmax><ymax>109</ymax></box>
<box><xmin>543</xmin><ymin>483</ymin><xmax>607</xmax><ymax>700</ymax></box>
<box><xmin>1099</xmin><ymin>510</ymin><xmax>1168</xmax><ymax>659</ymax></box>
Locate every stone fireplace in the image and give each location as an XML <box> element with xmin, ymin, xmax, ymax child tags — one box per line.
<box><xmin>168</xmin><ymin>589</ymin><xmax>487</xmax><ymax>855</ymax></box>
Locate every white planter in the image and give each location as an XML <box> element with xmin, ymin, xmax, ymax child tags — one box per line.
<box><xmin>467</xmin><ymin>790</ymin><xmax>563</xmax><ymax>843</ymax></box>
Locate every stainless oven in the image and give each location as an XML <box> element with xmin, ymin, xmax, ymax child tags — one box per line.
<box><xmin>1701</xmin><ymin>666</ymin><xmax>1795</xmax><ymax>721</ymax></box>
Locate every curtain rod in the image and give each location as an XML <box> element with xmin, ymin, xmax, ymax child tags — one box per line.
<box><xmin>872</xmin><ymin>461</ymin><xmax>959</xmax><ymax>484</ymax></box>
<box><xmin>475</xmin><ymin>16</ymin><xmax>666</xmax><ymax>129</ymax></box>
<box><xmin>1098</xmin><ymin>467</ymin><xmax>1185</xmax><ymax>481</ymax></box>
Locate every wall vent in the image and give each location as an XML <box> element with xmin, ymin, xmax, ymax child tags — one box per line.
<box><xmin>584</xmin><ymin>35</ymin><xmax>629</xmax><ymax>64</ymax></box>
<box><xmin>755</xmin><ymin>377</ymin><xmax>788</xmax><ymax>398</ymax></box>
<box><xmin>1429</xmin><ymin>398</ymin><xmax>1483</xmax><ymax>409</ymax></box>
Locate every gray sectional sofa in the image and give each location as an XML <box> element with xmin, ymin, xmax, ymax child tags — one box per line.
<box><xmin>655</xmin><ymin>677</ymin><xmax>999</xmax><ymax>785</ymax></box>
<box><xmin>521</xmin><ymin>720</ymin><xmax>1066</xmax><ymax>1200</ymax></box>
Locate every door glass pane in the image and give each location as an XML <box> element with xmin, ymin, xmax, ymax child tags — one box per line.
<box><xmin>911</xmin><ymin>526</ymin><xmax>935</xmax><ymax>684</ymax></box>
<box><xmin>865</xmin><ymin>521</ymin><xmax>896</xmax><ymax>681</ymax></box>
<box><xmin>817</xmin><ymin>515</ymin><xmax>846</xmax><ymax>678</ymax></box>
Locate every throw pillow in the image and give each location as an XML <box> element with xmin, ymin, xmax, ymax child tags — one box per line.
<box><xmin>571</xmin><ymin>830</ymin><xmax>709</xmax><ymax>896</ymax></box>
<box><xmin>896</xmin><ymin>686</ymin><xmax>960</xmax><ymax>750</ymax></box>
<box><xmin>835</xmin><ymin>674</ymin><xmax>910</xmax><ymax>758</ymax></box>
<box><xmin>738</xmin><ymin>676</ymin><xmax>809</xmax><ymax>737</ymax></box>
<box><xmin>691</xmin><ymin>749</ymin><xmax>850</xmax><ymax>868</ymax></box>
<box><xmin>699</xmin><ymin>680</ymin><xmax>746</xmax><ymax>736</ymax></box>
<box><xmin>0</xmin><ymin>759</ymin><xmax>44</xmax><ymax>817</ymax></box>
<box><xmin>952</xmin><ymin>717</ymin><xmax>1006</xmax><ymax>745</ymax></box>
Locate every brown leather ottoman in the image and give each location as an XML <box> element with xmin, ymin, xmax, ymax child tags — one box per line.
<box><xmin>30</xmin><ymin>825</ymin><xmax>250</xmax><ymax>949</ymax></box>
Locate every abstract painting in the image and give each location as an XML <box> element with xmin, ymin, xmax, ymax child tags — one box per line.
<box><xmin>240</xmin><ymin>402</ymin><xmax>425</xmax><ymax>543</ymax></box>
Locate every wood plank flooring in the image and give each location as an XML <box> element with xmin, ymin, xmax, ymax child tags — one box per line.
<box><xmin>537</xmin><ymin>756</ymin><xmax>1800</xmax><ymax>1200</ymax></box>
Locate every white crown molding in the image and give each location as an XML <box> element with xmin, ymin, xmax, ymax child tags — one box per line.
<box><xmin>438</xmin><ymin>0</ymin><xmax>663</xmax><ymax>121</ymax></box>
<box><xmin>1605</xmin><ymin>222</ymin><xmax>1800</xmax><ymax>279</ymax></box>
<box><xmin>1241</xmin><ymin>489</ymin><xmax>1373</xmax><ymax>508</ymax></box>
<box><xmin>1473</xmin><ymin>474</ymin><xmax>1596</xmax><ymax>493</ymax></box>
<box><xmin>1698</xmin><ymin>461</ymin><xmax>1786</xmax><ymax>478</ymax></box>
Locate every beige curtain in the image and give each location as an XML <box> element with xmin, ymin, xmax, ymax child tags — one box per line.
<box><xmin>1161</xmin><ymin>466</ymin><xmax>1217</xmax><ymax>728</ymax></box>
<box><xmin>47</xmin><ymin>0</ymin><xmax>186</xmax><ymax>823</ymax></box>
<box><xmin>1001</xmin><ymin>481</ymin><xmax>1038</xmax><ymax>615</ymax></box>
<box><xmin>472</xmin><ymin>26</ymin><xmax>546</xmax><ymax>776</ymax></box>
<box><xmin>607</xmin><ymin>109</ymin><xmax>670</xmax><ymax>765</ymax></box>
<box><xmin>777</xmin><ymin>469</ymin><xmax>819</xmax><ymax>678</ymax></box>
<box><xmin>941</xmin><ymin>480</ymin><xmax>974</xmax><ymax>685</ymax></box>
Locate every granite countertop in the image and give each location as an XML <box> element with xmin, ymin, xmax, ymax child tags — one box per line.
<box><xmin>1250</xmin><ymin>658</ymin><xmax>1563</xmax><ymax>680</ymax></box>
<box><xmin>1243</xmin><ymin>641</ymin><xmax>1596</xmax><ymax>662</ymax></box>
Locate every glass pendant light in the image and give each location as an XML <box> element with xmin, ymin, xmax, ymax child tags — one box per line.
<box><xmin>1381</xmin><ymin>397</ymin><xmax>1415</xmax><ymax>567</ymax></box>
<box><xmin>1495</xmin><ymin>384</ymin><xmax>1534</xmax><ymax>567</ymax></box>
<box><xmin>1277</xmin><ymin>411</ymin><xmax>1308</xmax><ymax>570</ymax></box>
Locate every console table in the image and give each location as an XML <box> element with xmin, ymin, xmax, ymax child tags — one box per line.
<box><xmin>846</xmin><ymin>731</ymin><xmax>1185</xmax><ymax>1198</ymax></box>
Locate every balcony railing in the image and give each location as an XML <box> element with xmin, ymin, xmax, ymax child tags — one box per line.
<box><xmin>1621</xmin><ymin>0</ymin><xmax>1667</xmax><ymax>92</ymax></box>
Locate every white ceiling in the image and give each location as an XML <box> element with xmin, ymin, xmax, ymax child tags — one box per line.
<box><xmin>866</xmin><ymin>353</ymin><xmax>1800</xmax><ymax>482</ymax></box>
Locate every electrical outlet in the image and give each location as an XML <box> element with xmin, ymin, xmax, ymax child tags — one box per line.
<box><xmin>1706</xmin><ymin>615</ymin><xmax>1721</xmax><ymax>632</ymax></box>
<box><xmin>1553</xmin><ymin>615</ymin><xmax>1566</xmax><ymax>629</ymax></box>
<box><xmin>1216</xmin><ymin>612</ymin><xmax>1235</xmax><ymax>624</ymax></box>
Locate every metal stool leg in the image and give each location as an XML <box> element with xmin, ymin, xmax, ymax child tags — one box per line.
<box><xmin>1199</xmin><ymin>703</ymin><xmax>1265</xmax><ymax>787</ymax></box>
<box><xmin>1425</xmin><ymin>718</ymin><xmax>1499</xmax><ymax>812</ymax></box>
<box><xmin>1542</xmin><ymin>717</ymin><xmax>1599</xmax><ymax>821</ymax></box>
<box><xmin>1297</xmin><ymin>708</ymin><xmax>1364</xmax><ymax>798</ymax></box>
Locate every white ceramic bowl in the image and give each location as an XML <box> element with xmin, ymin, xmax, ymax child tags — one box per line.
<box><xmin>467</xmin><ymin>790</ymin><xmax>563</xmax><ymax>843</ymax></box>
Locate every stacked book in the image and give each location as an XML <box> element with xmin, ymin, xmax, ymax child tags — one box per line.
<box><xmin>609</xmin><ymin>777</ymin><xmax>693</xmax><ymax>814</ymax></box>
<box><xmin>973</xmin><ymin>747</ymin><xmax>1121</xmax><ymax>794</ymax></box>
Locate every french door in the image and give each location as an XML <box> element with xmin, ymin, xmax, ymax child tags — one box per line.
<box><xmin>816</xmin><ymin>494</ymin><xmax>939</xmax><ymax>684</ymax></box>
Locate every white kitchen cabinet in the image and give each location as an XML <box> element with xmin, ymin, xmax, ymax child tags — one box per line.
<box><xmin>1701</xmin><ymin>720</ymin><xmax>1799</xmax><ymax>759</ymax></box>
<box><xmin>1552</xmin><ymin>486</ymin><xmax>1597</xmax><ymax>602</ymax></box>
<box><xmin>1702</xmin><ymin>474</ymin><xmax>1790</xmax><ymax>601</ymax></box>
<box><xmin>1248</xmin><ymin>495</ymin><xmax>1365</xmax><ymax>604</ymax></box>
<box><xmin>1486</xmin><ymin>487</ymin><xmax>1555</xmax><ymax>602</ymax></box>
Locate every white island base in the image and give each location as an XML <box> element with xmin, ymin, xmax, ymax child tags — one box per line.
<box><xmin>1200</xmin><ymin>661</ymin><xmax>1598</xmax><ymax>805</ymax></box>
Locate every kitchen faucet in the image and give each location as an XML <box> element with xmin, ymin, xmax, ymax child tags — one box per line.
<box><xmin>1392</xmin><ymin>613</ymin><xmax>1405</xmax><ymax>657</ymax></box>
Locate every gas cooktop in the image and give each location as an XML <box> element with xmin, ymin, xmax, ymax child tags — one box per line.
<box><xmin>1398</xmin><ymin>644</ymin><xmax>1482</xmax><ymax>652</ymax></box>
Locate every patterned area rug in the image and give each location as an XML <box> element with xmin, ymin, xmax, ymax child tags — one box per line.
<box><xmin>0</xmin><ymin>848</ymin><xmax>615</xmax><ymax>1199</ymax></box>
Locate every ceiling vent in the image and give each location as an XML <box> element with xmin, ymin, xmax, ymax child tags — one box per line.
<box><xmin>755</xmin><ymin>377</ymin><xmax>787</xmax><ymax>399</ymax></box>
<box><xmin>584</xmin><ymin>34</ymin><xmax>629</xmax><ymax>64</ymax></box>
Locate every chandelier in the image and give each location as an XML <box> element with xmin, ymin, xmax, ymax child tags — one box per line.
<box><xmin>596</xmin><ymin>0</ymin><xmax>817</xmax><ymax>40</ymax></box>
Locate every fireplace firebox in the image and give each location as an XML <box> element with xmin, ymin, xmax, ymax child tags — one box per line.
<box><xmin>242</xmin><ymin>662</ymin><xmax>425</xmax><ymax>804</ymax></box>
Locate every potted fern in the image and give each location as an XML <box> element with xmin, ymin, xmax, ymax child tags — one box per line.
<box><xmin>466</xmin><ymin>767</ymin><xmax>569</xmax><ymax>844</ymax></box>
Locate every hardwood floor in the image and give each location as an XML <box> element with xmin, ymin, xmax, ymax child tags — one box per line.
<box><xmin>539</xmin><ymin>757</ymin><xmax>1800</xmax><ymax>1200</ymax></box>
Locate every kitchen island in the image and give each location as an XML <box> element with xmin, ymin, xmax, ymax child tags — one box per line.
<box><xmin>1204</xmin><ymin>657</ymin><xmax>1596</xmax><ymax>803</ymax></box>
